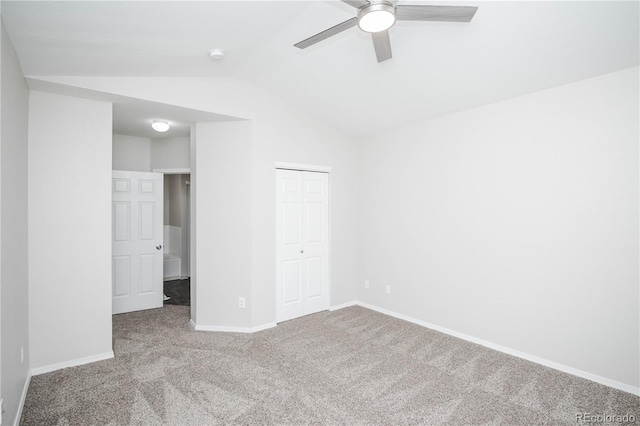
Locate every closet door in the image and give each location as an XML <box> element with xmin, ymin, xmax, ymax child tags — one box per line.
<box><xmin>276</xmin><ymin>169</ymin><xmax>329</xmax><ymax>322</ymax></box>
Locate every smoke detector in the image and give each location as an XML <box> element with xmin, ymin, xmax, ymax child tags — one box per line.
<box><xmin>208</xmin><ymin>48</ymin><xmax>225</xmax><ymax>61</ymax></box>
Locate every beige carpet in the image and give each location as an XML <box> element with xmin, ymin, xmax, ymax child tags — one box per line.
<box><xmin>21</xmin><ymin>305</ymin><xmax>639</xmax><ymax>425</ymax></box>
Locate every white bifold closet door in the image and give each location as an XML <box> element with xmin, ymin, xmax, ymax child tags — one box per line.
<box><xmin>276</xmin><ymin>169</ymin><xmax>329</xmax><ymax>323</ymax></box>
<box><xmin>112</xmin><ymin>171</ymin><xmax>164</xmax><ymax>314</ymax></box>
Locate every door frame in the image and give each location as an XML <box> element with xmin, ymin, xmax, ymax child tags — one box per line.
<box><xmin>152</xmin><ymin>168</ymin><xmax>191</xmax><ymax>175</ymax></box>
<box><xmin>274</xmin><ymin>162</ymin><xmax>332</xmax><ymax>323</ymax></box>
<box><xmin>154</xmin><ymin>168</ymin><xmax>191</xmax><ymax>280</ymax></box>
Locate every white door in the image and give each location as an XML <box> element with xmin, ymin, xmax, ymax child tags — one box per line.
<box><xmin>276</xmin><ymin>169</ymin><xmax>329</xmax><ymax>322</ymax></box>
<box><xmin>112</xmin><ymin>171</ymin><xmax>164</xmax><ymax>314</ymax></box>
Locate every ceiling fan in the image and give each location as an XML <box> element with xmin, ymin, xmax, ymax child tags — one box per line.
<box><xmin>294</xmin><ymin>1</ymin><xmax>478</xmax><ymax>63</ymax></box>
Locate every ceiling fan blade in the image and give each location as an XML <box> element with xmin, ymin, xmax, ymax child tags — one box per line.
<box><xmin>396</xmin><ymin>5</ymin><xmax>478</xmax><ymax>22</ymax></box>
<box><xmin>294</xmin><ymin>17</ymin><xmax>358</xmax><ymax>49</ymax></box>
<box><xmin>372</xmin><ymin>30</ymin><xmax>392</xmax><ymax>63</ymax></box>
<box><xmin>342</xmin><ymin>0</ymin><xmax>369</xmax><ymax>8</ymax></box>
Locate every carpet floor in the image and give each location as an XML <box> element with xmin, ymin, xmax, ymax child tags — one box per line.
<box><xmin>20</xmin><ymin>305</ymin><xmax>639</xmax><ymax>425</ymax></box>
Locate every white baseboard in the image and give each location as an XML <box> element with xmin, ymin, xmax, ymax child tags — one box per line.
<box><xmin>329</xmin><ymin>300</ymin><xmax>358</xmax><ymax>311</ymax></box>
<box><xmin>30</xmin><ymin>351</ymin><xmax>115</xmax><ymax>376</ymax></box>
<box><xmin>187</xmin><ymin>301</ymin><xmax>358</xmax><ymax>333</ymax></box>
<box><xmin>190</xmin><ymin>319</ymin><xmax>277</xmax><ymax>333</ymax></box>
<box><xmin>248</xmin><ymin>322</ymin><xmax>278</xmax><ymax>333</ymax></box>
<box><xmin>356</xmin><ymin>301</ymin><xmax>639</xmax><ymax>396</ymax></box>
<box><xmin>13</xmin><ymin>371</ymin><xmax>31</xmax><ymax>426</ymax></box>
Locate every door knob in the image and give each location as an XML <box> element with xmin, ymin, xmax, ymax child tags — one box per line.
<box><xmin>156</xmin><ymin>245</ymin><xmax>163</xmax><ymax>250</ymax></box>
<box><xmin>300</xmin><ymin>250</ymin><xmax>304</xmax><ymax>253</ymax></box>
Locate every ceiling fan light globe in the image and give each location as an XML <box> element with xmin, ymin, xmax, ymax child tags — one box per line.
<box><xmin>151</xmin><ymin>120</ymin><xmax>170</xmax><ymax>132</ymax></box>
<box><xmin>358</xmin><ymin>3</ymin><xmax>396</xmax><ymax>33</ymax></box>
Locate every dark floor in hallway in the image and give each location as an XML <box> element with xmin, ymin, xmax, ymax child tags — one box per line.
<box><xmin>163</xmin><ymin>278</ymin><xmax>190</xmax><ymax>306</ymax></box>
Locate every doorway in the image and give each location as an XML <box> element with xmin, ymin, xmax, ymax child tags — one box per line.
<box><xmin>160</xmin><ymin>171</ymin><xmax>191</xmax><ymax>306</ymax></box>
<box><xmin>111</xmin><ymin>127</ymin><xmax>193</xmax><ymax>313</ymax></box>
<box><xmin>275</xmin><ymin>167</ymin><xmax>330</xmax><ymax>323</ymax></box>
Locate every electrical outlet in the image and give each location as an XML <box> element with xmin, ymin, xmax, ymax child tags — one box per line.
<box><xmin>385</xmin><ymin>285</ymin><xmax>391</xmax><ymax>294</ymax></box>
<box><xmin>364</xmin><ymin>280</ymin><xmax>370</xmax><ymax>289</ymax></box>
<box><xmin>21</xmin><ymin>346</ymin><xmax>24</xmax><ymax>363</ymax></box>
<box><xmin>238</xmin><ymin>297</ymin><xmax>246</xmax><ymax>309</ymax></box>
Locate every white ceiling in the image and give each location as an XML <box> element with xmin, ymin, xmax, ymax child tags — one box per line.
<box><xmin>112</xmin><ymin>97</ymin><xmax>238</xmax><ymax>139</ymax></box>
<box><xmin>2</xmin><ymin>1</ymin><xmax>638</xmax><ymax>137</ymax></box>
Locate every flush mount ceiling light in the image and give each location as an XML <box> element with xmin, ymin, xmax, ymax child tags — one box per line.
<box><xmin>151</xmin><ymin>120</ymin><xmax>170</xmax><ymax>133</ymax></box>
<box><xmin>208</xmin><ymin>48</ymin><xmax>225</xmax><ymax>60</ymax></box>
<box><xmin>357</xmin><ymin>2</ymin><xmax>396</xmax><ymax>33</ymax></box>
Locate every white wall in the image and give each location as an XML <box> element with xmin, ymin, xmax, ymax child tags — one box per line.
<box><xmin>151</xmin><ymin>136</ymin><xmax>189</xmax><ymax>170</ymax></box>
<box><xmin>112</xmin><ymin>134</ymin><xmax>151</xmax><ymax>172</ymax></box>
<box><xmin>0</xmin><ymin>20</ymin><xmax>30</xmax><ymax>426</ymax></box>
<box><xmin>32</xmin><ymin>76</ymin><xmax>359</xmax><ymax>330</ymax></box>
<box><xmin>112</xmin><ymin>134</ymin><xmax>189</xmax><ymax>172</ymax></box>
<box><xmin>357</xmin><ymin>67</ymin><xmax>639</xmax><ymax>389</ymax></box>
<box><xmin>190</xmin><ymin>127</ymin><xmax>197</xmax><ymax>321</ymax></box>
<box><xmin>28</xmin><ymin>91</ymin><xmax>113</xmax><ymax>371</ymax></box>
<box><xmin>250</xmin><ymin>111</ymin><xmax>359</xmax><ymax>326</ymax></box>
<box><xmin>192</xmin><ymin>121</ymin><xmax>252</xmax><ymax>327</ymax></box>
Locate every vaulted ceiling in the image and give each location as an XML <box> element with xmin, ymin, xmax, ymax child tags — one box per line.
<box><xmin>2</xmin><ymin>1</ymin><xmax>638</xmax><ymax>137</ymax></box>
